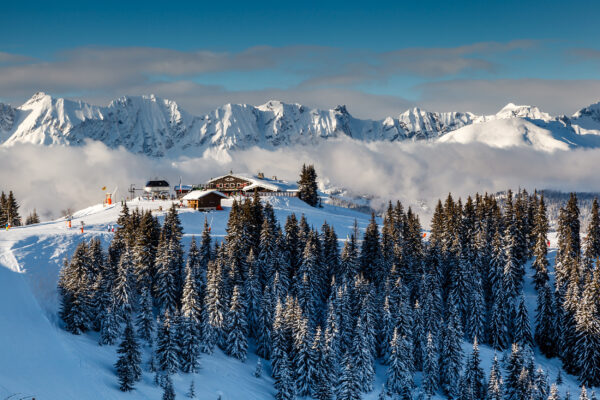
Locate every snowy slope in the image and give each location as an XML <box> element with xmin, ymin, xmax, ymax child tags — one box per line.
<box><xmin>4</xmin><ymin>92</ymin><xmax>600</xmax><ymax>157</ymax></box>
<box><xmin>0</xmin><ymin>197</ymin><xmax>588</xmax><ymax>399</ymax></box>
<box><xmin>0</xmin><ymin>197</ymin><xmax>377</xmax><ymax>399</ymax></box>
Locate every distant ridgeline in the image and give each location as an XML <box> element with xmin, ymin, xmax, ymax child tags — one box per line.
<box><xmin>58</xmin><ymin>189</ymin><xmax>600</xmax><ymax>397</ymax></box>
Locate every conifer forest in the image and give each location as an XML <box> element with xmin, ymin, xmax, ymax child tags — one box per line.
<box><xmin>58</xmin><ymin>190</ymin><xmax>600</xmax><ymax>399</ymax></box>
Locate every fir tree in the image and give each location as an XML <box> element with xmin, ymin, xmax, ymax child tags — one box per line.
<box><xmin>254</xmin><ymin>358</ymin><xmax>263</xmax><ymax>378</ymax></box>
<box><xmin>156</xmin><ymin>310</ymin><xmax>179</xmax><ymax>374</ymax></box>
<box><xmin>486</xmin><ymin>355</ymin><xmax>503</xmax><ymax>400</ymax></box>
<box><xmin>514</xmin><ymin>294</ymin><xmax>533</xmax><ymax>349</ymax></box>
<box><xmin>460</xmin><ymin>338</ymin><xmax>486</xmax><ymax>400</ymax></box>
<box><xmin>337</xmin><ymin>355</ymin><xmax>362</xmax><ymax>400</ymax></box>
<box><xmin>583</xmin><ymin>198</ymin><xmax>600</xmax><ymax>271</ymax></box>
<box><xmin>423</xmin><ymin>332</ymin><xmax>439</xmax><ymax>398</ymax></box>
<box><xmin>535</xmin><ymin>282</ymin><xmax>557</xmax><ymax>357</ymax></box>
<box><xmin>293</xmin><ymin>313</ymin><xmax>315</xmax><ymax>397</ymax></box>
<box><xmin>136</xmin><ymin>286</ymin><xmax>154</xmax><ymax>345</ymax></box>
<box><xmin>58</xmin><ymin>242</ymin><xmax>92</xmax><ymax>334</ymax></box>
<box><xmin>187</xmin><ymin>380</ymin><xmax>196</xmax><ymax>398</ymax></box>
<box><xmin>440</xmin><ymin>303</ymin><xmax>463</xmax><ymax>398</ymax></box>
<box><xmin>162</xmin><ymin>374</ymin><xmax>175</xmax><ymax>400</ymax></box>
<box><xmin>548</xmin><ymin>384</ymin><xmax>561</xmax><ymax>400</ymax></box>
<box><xmin>574</xmin><ymin>274</ymin><xmax>600</xmax><ymax>387</ymax></box>
<box><xmin>115</xmin><ymin>317</ymin><xmax>142</xmax><ymax>391</ymax></box>
<box><xmin>505</xmin><ymin>343</ymin><xmax>525</xmax><ymax>400</ymax></box>
<box><xmin>224</xmin><ymin>285</ymin><xmax>248</xmax><ymax>362</ymax></box>
<box><xmin>25</xmin><ymin>209</ymin><xmax>40</xmax><ymax>225</ymax></box>
<box><xmin>297</xmin><ymin>164</ymin><xmax>319</xmax><ymax>207</ymax></box>
<box><xmin>99</xmin><ymin>305</ymin><xmax>120</xmax><ymax>345</ymax></box>
<box><xmin>532</xmin><ymin>195</ymin><xmax>550</xmax><ymax>291</ymax></box>
<box><xmin>386</xmin><ymin>328</ymin><xmax>414</xmax><ymax>399</ymax></box>
<box><xmin>274</xmin><ymin>350</ymin><xmax>296</xmax><ymax>400</ymax></box>
<box><xmin>5</xmin><ymin>191</ymin><xmax>21</xmax><ymax>226</ymax></box>
<box><xmin>352</xmin><ymin>316</ymin><xmax>375</xmax><ymax>393</ymax></box>
<box><xmin>313</xmin><ymin>326</ymin><xmax>333</xmax><ymax>400</ymax></box>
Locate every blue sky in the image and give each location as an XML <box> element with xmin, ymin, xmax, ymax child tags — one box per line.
<box><xmin>2</xmin><ymin>0</ymin><xmax>600</xmax><ymax>117</ymax></box>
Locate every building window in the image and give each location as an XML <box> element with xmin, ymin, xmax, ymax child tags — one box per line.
<box><xmin>217</xmin><ymin>183</ymin><xmax>222</xmax><ymax>188</ymax></box>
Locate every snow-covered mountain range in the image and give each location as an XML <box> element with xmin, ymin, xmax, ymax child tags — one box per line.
<box><xmin>2</xmin><ymin>92</ymin><xmax>600</xmax><ymax>157</ymax></box>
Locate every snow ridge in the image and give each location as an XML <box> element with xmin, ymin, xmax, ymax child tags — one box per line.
<box><xmin>2</xmin><ymin>92</ymin><xmax>600</xmax><ymax>156</ymax></box>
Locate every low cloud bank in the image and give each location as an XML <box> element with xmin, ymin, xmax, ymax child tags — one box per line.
<box><xmin>2</xmin><ymin>139</ymin><xmax>600</xmax><ymax>222</ymax></box>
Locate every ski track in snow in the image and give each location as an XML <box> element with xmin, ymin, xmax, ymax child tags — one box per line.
<box><xmin>0</xmin><ymin>198</ymin><xmax>587</xmax><ymax>399</ymax></box>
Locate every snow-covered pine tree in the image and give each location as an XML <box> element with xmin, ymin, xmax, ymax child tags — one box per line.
<box><xmin>574</xmin><ymin>272</ymin><xmax>600</xmax><ymax>387</ymax></box>
<box><xmin>99</xmin><ymin>305</ymin><xmax>120</xmax><ymax>345</ymax></box>
<box><xmin>379</xmin><ymin>295</ymin><xmax>394</xmax><ymax>364</ymax></box>
<box><xmin>504</xmin><ymin>343</ymin><xmax>525</xmax><ymax>400</ymax></box>
<box><xmin>467</xmin><ymin>272</ymin><xmax>486</xmax><ymax>343</ymax></box>
<box><xmin>486</xmin><ymin>355</ymin><xmax>503</xmax><ymax>400</ymax></box>
<box><xmin>535</xmin><ymin>282</ymin><xmax>557</xmax><ymax>357</ymax></box>
<box><xmin>312</xmin><ymin>326</ymin><xmax>333</xmax><ymax>400</ymax></box>
<box><xmin>293</xmin><ymin>312</ymin><xmax>315</xmax><ymax>397</ymax></box>
<box><xmin>256</xmin><ymin>285</ymin><xmax>273</xmax><ymax>360</ymax></box>
<box><xmin>360</xmin><ymin>213</ymin><xmax>382</xmax><ymax>284</ymax></box>
<box><xmin>199</xmin><ymin>218</ymin><xmax>213</xmax><ymax>275</ymax></box>
<box><xmin>136</xmin><ymin>286</ymin><xmax>154</xmax><ymax>345</ymax></box>
<box><xmin>224</xmin><ymin>285</ymin><xmax>248</xmax><ymax>362</ymax></box>
<box><xmin>459</xmin><ymin>337</ymin><xmax>486</xmax><ymax>400</ymax></box>
<box><xmin>271</xmin><ymin>299</ymin><xmax>288</xmax><ymax>379</ymax></box>
<box><xmin>187</xmin><ymin>380</ymin><xmax>196</xmax><ymax>398</ymax></box>
<box><xmin>548</xmin><ymin>384</ymin><xmax>560</xmax><ymax>400</ymax></box>
<box><xmin>514</xmin><ymin>294</ymin><xmax>533</xmax><ymax>349</ymax></box>
<box><xmin>154</xmin><ymin>233</ymin><xmax>179</xmax><ymax>314</ymax></box>
<box><xmin>582</xmin><ymin>387</ymin><xmax>591</xmax><ymax>400</ymax></box>
<box><xmin>488</xmin><ymin>228</ymin><xmax>508</xmax><ymax>350</ymax></box>
<box><xmin>532</xmin><ymin>195</ymin><xmax>550</xmax><ymax>291</ymax></box>
<box><xmin>113</xmin><ymin>248</ymin><xmax>136</xmax><ymax>321</ymax></box>
<box><xmin>201</xmin><ymin>259</ymin><xmax>225</xmax><ymax>353</ymax></box>
<box><xmin>440</xmin><ymin>302</ymin><xmax>463</xmax><ymax>399</ymax></box>
<box><xmin>244</xmin><ymin>252</ymin><xmax>262</xmax><ymax>339</ymax></box>
<box><xmin>114</xmin><ymin>316</ymin><xmax>142</xmax><ymax>391</ymax></box>
<box><xmin>162</xmin><ymin>374</ymin><xmax>175</xmax><ymax>400</ymax></box>
<box><xmin>422</xmin><ymin>332</ymin><xmax>438</xmax><ymax>398</ymax></box>
<box><xmin>337</xmin><ymin>354</ymin><xmax>362</xmax><ymax>400</ymax></box>
<box><xmin>254</xmin><ymin>358</ymin><xmax>263</xmax><ymax>378</ymax></box>
<box><xmin>352</xmin><ymin>316</ymin><xmax>375</xmax><ymax>393</ymax></box>
<box><xmin>156</xmin><ymin>310</ymin><xmax>179</xmax><ymax>374</ymax></box>
<box><xmin>412</xmin><ymin>299</ymin><xmax>425</xmax><ymax>371</ymax></box>
<box><xmin>274</xmin><ymin>350</ymin><xmax>296</xmax><ymax>400</ymax></box>
<box><xmin>133</xmin><ymin>211</ymin><xmax>159</xmax><ymax>294</ymax></box>
<box><xmin>533</xmin><ymin>367</ymin><xmax>550</xmax><ymax>400</ymax></box>
<box><xmin>258</xmin><ymin>215</ymin><xmax>278</xmax><ymax>288</ymax></box>
<box><xmin>385</xmin><ymin>328</ymin><xmax>413</xmax><ymax>400</ymax></box>
<box><xmin>583</xmin><ymin>198</ymin><xmax>600</xmax><ymax>272</ymax></box>
<box><xmin>58</xmin><ymin>242</ymin><xmax>93</xmax><ymax>334</ymax></box>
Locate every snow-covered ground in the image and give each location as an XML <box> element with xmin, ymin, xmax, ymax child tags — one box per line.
<box><xmin>0</xmin><ymin>197</ymin><xmax>586</xmax><ymax>399</ymax></box>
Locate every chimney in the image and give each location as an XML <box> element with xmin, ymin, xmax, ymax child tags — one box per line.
<box><xmin>272</xmin><ymin>176</ymin><xmax>277</xmax><ymax>181</ymax></box>
<box><xmin>257</xmin><ymin>172</ymin><xmax>265</xmax><ymax>179</ymax></box>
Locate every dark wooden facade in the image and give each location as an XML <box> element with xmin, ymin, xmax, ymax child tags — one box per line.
<box><xmin>206</xmin><ymin>175</ymin><xmax>251</xmax><ymax>193</ymax></box>
<box><xmin>206</xmin><ymin>174</ymin><xmax>277</xmax><ymax>194</ymax></box>
<box><xmin>187</xmin><ymin>192</ymin><xmax>225</xmax><ymax>210</ymax></box>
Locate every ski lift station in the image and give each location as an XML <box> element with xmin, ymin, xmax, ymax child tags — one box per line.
<box><xmin>144</xmin><ymin>179</ymin><xmax>170</xmax><ymax>198</ymax></box>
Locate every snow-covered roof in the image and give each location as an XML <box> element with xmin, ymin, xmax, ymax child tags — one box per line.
<box><xmin>207</xmin><ymin>173</ymin><xmax>298</xmax><ymax>192</ymax></box>
<box><xmin>182</xmin><ymin>189</ymin><xmax>227</xmax><ymax>200</ymax></box>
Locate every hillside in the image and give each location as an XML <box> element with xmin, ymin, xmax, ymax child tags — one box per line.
<box><xmin>0</xmin><ymin>196</ymin><xmax>589</xmax><ymax>399</ymax></box>
<box><xmin>2</xmin><ymin>93</ymin><xmax>600</xmax><ymax>157</ymax></box>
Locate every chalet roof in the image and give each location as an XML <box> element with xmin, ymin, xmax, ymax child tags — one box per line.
<box><xmin>207</xmin><ymin>173</ymin><xmax>298</xmax><ymax>192</ymax></box>
<box><xmin>182</xmin><ymin>189</ymin><xmax>227</xmax><ymax>200</ymax></box>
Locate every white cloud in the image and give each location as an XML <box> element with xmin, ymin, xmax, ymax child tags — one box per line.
<box><xmin>3</xmin><ymin>139</ymin><xmax>600</xmax><ymax>223</ymax></box>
